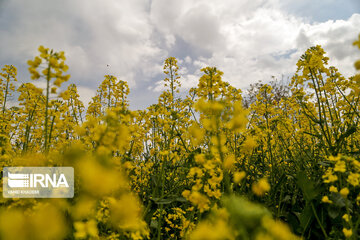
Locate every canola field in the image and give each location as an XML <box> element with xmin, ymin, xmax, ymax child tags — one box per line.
<box><xmin>0</xmin><ymin>35</ymin><xmax>360</xmax><ymax>239</ymax></box>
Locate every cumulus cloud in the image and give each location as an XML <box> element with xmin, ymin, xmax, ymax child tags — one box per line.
<box><xmin>298</xmin><ymin>14</ymin><xmax>360</xmax><ymax>76</ymax></box>
<box><xmin>149</xmin><ymin>0</ymin><xmax>359</xmax><ymax>91</ymax></box>
<box><xmin>77</xmin><ymin>86</ymin><xmax>95</xmax><ymax>108</ymax></box>
<box><xmin>0</xmin><ymin>0</ymin><xmax>359</xmax><ymax>109</ymax></box>
<box><xmin>0</xmin><ymin>0</ymin><xmax>165</xmax><ymax>105</ymax></box>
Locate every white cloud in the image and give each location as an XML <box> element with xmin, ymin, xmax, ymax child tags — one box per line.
<box><xmin>159</xmin><ymin>3</ymin><xmax>360</xmax><ymax>89</ymax></box>
<box><xmin>0</xmin><ymin>0</ymin><xmax>359</xmax><ymax>109</ymax></box>
<box><xmin>184</xmin><ymin>56</ymin><xmax>192</xmax><ymax>64</ymax></box>
<box><xmin>76</xmin><ymin>86</ymin><xmax>96</xmax><ymax>108</ymax></box>
<box><xmin>299</xmin><ymin>14</ymin><xmax>360</xmax><ymax>77</ymax></box>
<box><xmin>0</xmin><ymin>0</ymin><xmax>165</xmax><ymax>88</ymax></box>
<box><xmin>181</xmin><ymin>74</ymin><xmax>199</xmax><ymax>90</ymax></box>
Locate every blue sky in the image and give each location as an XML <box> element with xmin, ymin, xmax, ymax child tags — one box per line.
<box><xmin>282</xmin><ymin>0</ymin><xmax>359</xmax><ymax>22</ymax></box>
<box><xmin>0</xmin><ymin>0</ymin><xmax>359</xmax><ymax>109</ymax></box>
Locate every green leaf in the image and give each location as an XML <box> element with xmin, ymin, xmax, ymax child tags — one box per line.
<box><xmin>296</xmin><ymin>171</ymin><xmax>318</xmax><ymax>202</ymax></box>
<box><xmin>331</xmin><ymin>193</ymin><xmax>346</xmax><ymax>208</ymax></box>
<box><xmin>151</xmin><ymin>196</ymin><xmax>187</xmax><ymax>205</ymax></box>
<box><xmin>327</xmin><ymin>205</ymin><xmax>341</xmax><ymax>219</ymax></box>
<box><xmin>151</xmin><ymin>197</ymin><xmax>173</xmax><ymax>205</ymax></box>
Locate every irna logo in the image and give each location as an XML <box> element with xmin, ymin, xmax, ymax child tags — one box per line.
<box><xmin>7</xmin><ymin>172</ymin><xmax>69</xmax><ymax>188</ymax></box>
<box><xmin>3</xmin><ymin>167</ymin><xmax>74</xmax><ymax>198</ymax></box>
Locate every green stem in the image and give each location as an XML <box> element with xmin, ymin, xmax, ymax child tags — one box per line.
<box><xmin>310</xmin><ymin>202</ymin><xmax>328</xmax><ymax>239</ymax></box>
<box><xmin>2</xmin><ymin>73</ymin><xmax>9</xmax><ymax>115</ymax></box>
<box><xmin>44</xmin><ymin>63</ymin><xmax>51</xmax><ymax>152</ymax></box>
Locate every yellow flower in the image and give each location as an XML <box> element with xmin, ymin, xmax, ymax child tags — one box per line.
<box><xmin>261</xmin><ymin>216</ymin><xmax>300</xmax><ymax>240</ymax></box>
<box><xmin>355</xmin><ymin>60</ymin><xmax>360</xmax><ymax>70</ymax></box>
<box><xmin>342</xmin><ymin>214</ymin><xmax>350</xmax><ymax>222</ymax></box>
<box><xmin>182</xmin><ymin>190</ymin><xmax>191</xmax><ymax>198</ymax></box>
<box><xmin>38</xmin><ymin>45</ymin><xmax>46</xmax><ymax>53</ymax></box>
<box><xmin>188</xmin><ymin>191</ymin><xmax>210</xmax><ymax>213</ymax></box>
<box><xmin>323</xmin><ymin>170</ymin><xmax>338</xmax><ymax>183</ymax></box>
<box><xmin>242</xmin><ymin>136</ymin><xmax>257</xmax><ymax>153</ymax></box>
<box><xmin>108</xmin><ymin>194</ymin><xmax>147</xmax><ymax>232</ymax></box>
<box><xmin>189</xmin><ymin>167</ymin><xmax>204</xmax><ymax>178</ymax></box>
<box><xmin>49</xmin><ymin>57</ymin><xmax>58</xmax><ymax>67</ymax></box>
<box><xmin>195</xmin><ymin>154</ymin><xmax>206</xmax><ymax>164</ymax></box>
<box><xmin>252</xmin><ymin>178</ymin><xmax>270</xmax><ymax>196</ymax></box>
<box><xmin>51</xmin><ymin>87</ymin><xmax>57</xmax><ymax>94</ymax></box>
<box><xmin>334</xmin><ymin>161</ymin><xmax>346</xmax><ymax>172</ymax></box>
<box><xmin>340</xmin><ymin>187</ymin><xmax>349</xmax><ymax>198</ymax></box>
<box><xmin>353</xmin><ymin>160</ymin><xmax>360</xmax><ymax>169</ymax></box>
<box><xmin>347</xmin><ymin>173</ymin><xmax>360</xmax><ymax>186</ymax></box>
<box><xmin>227</xmin><ymin>103</ymin><xmax>248</xmax><ymax>133</ymax></box>
<box><xmin>74</xmin><ymin>219</ymin><xmax>98</xmax><ymax>239</ymax></box>
<box><xmin>329</xmin><ymin>155</ymin><xmax>341</xmax><ymax>162</ymax></box>
<box><xmin>233</xmin><ymin>171</ymin><xmax>246</xmax><ymax>184</ymax></box>
<box><xmin>189</xmin><ymin>124</ymin><xmax>205</xmax><ymax>145</ymax></box>
<box><xmin>343</xmin><ymin>228</ymin><xmax>352</xmax><ymax>238</ymax></box>
<box><xmin>321</xmin><ymin>196</ymin><xmax>333</xmax><ymax>204</ymax></box>
<box><xmin>223</xmin><ymin>154</ymin><xmax>235</xmax><ymax>170</ymax></box>
<box><xmin>189</xmin><ymin>210</ymin><xmax>234</xmax><ymax>240</ymax></box>
<box><xmin>329</xmin><ymin>185</ymin><xmax>338</xmax><ymax>192</ymax></box>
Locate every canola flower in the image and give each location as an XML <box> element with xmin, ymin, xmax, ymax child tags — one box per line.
<box><xmin>252</xmin><ymin>178</ymin><xmax>271</xmax><ymax>196</ymax></box>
